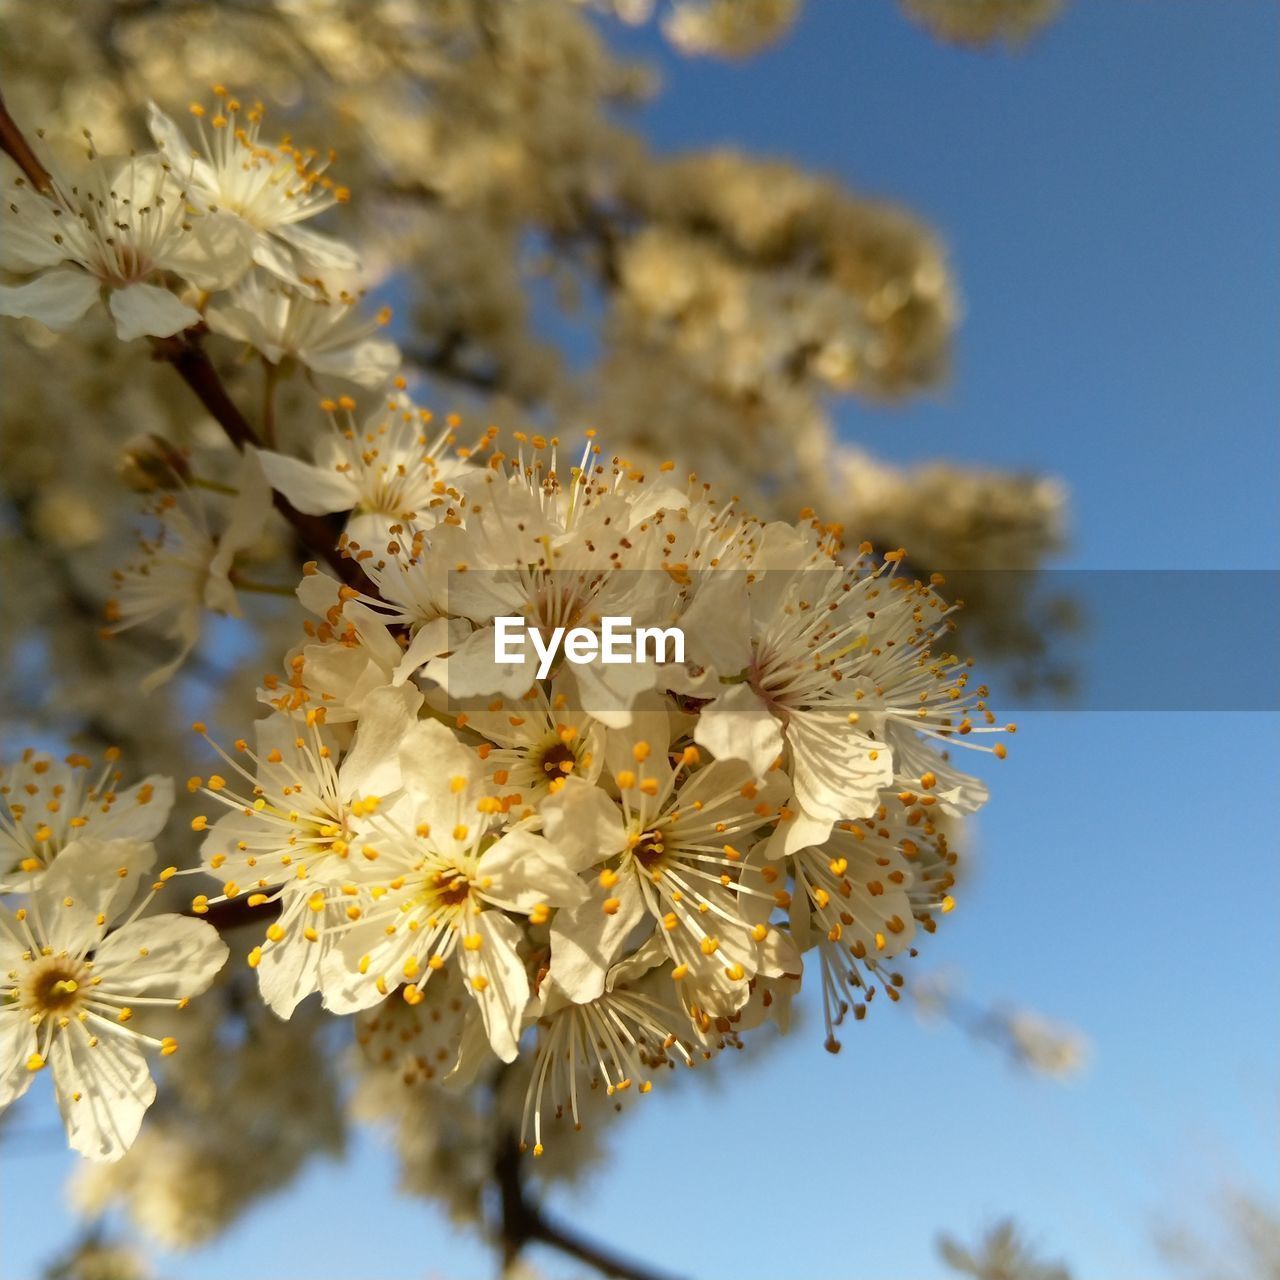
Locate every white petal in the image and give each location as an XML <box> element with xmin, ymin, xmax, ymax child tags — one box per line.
<box><xmin>397</xmin><ymin>717</ymin><xmax>483</xmax><ymax>808</ymax></box>
<box><xmin>694</xmin><ymin>683</ymin><xmax>784</xmax><ymax>777</ymax></box>
<box><xmin>107</xmin><ymin>283</ymin><xmax>200</xmax><ymax>341</ymax></box>
<box><xmin>442</xmin><ymin>1008</ymin><xmax>499</xmax><ymax>1087</ymax></box>
<box><xmin>0</xmin><ymin>1012</ymin><xmax>38</xmax><ymax>1110</ymax></box>
<box><xmin>0</xmin><ymin>269</ymin><xmax>99</xmax><ymax>331</ymax></box>
<box><xmin>0</xmin><ymin>186</ymin><xmax>72</xmax><ymax>270</ymax></box>
<box><xmin>90</xmin><ymin>775</ymin><xmax>175</xmax><ymax>844</ymax></box>
<box><xmin>36</xmin><ymin>840</ymin><xmax>156</xmax><ymax>953</ymax></box>
<box><xmin>788</xmin><ymin>710</ymin><xmax>893</xmax><ymax>824</ymax></box>
<box><xmin>337</xmin><ymin>684</ymin><xmax>421</xmax><ymax>797</ymax></box>
<box><xmin>307</xmin><ymin>335</ymin><xmax>400</xmax><ymax>389</ymax></box>
<box><xmin>295</xmin><ymin>568</ymin><xmax>346</xmax><ymax>619</ymax></box>
<box><xmin>479</xmin><ymin>830</ymin><xmax>589</xmax><ymax>911</ymax></box>
<box><xmin>427</xmin><ymin>625</ymin><xmax>533</xmax><ymax>700</ymax></box>
<box><xmin>256</xmin><ymin>926</ymin><xmax>325</xmax><ymax>1018</ymax></box>
<box><xmin>51</xmin><ymin>1025</ymin><xmax>156</xmax><ymax>1162</ymax></box>
<box><xmin>275</xmin><ymin>223</ymin><xmax>362</xmax><ymax>274</ymax></box>
<box><xmin>538</xmin><ymin>777</ymin><xmax>627</xmax><ymax>872</ymax></box>
<box><xmin>257</xmin><ymin>450</ymin><xmax>356</xmax><ymax>516</ymax></box>
<box><xmin>93</xmin><ymin>915</ymin><xmax>228</xmax><ymax>999</ymax></box>
<box><xmin>145</xmin><ymin>101</ymin><xmax>215</xmax><ymax>190</ymax></box>
<box><xmin>205</xmin><ymin>300</ymin><xmax>281</xmax><ymax>359</ymax></box>
<box><xmin>547</xmin><ymin>877</ymin><xmax>647</xmax><ymax>1004</ymax></box>
<box><xmin>679</xmin><ymin>574</ymin><xmax>754</xmax><ymax>675</ymax></box>
<box><xmin>205</xmin><ymin>451</ymin><xmax>271</xmax><ymax>610</ymax></box>
<box><xmin>250</xmin><ymin>232</ymin><xmax>309</xmax><ymax>286</ymax></box>
<box><xmin>394</xmin><ymin>616</ymin><xmax>455</xmax><ymax>685</ymax></box>
<box><xmin>459</xmin><ymin>911</ymin><xmax>529</xmax><ymax>1063</ymax></box>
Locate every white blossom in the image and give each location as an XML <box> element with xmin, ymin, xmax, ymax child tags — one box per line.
<box><xmin>105</xmin><ymin>451</ymin><xmax>271</xmax><ymax>691</ymax></box>
<box><xmin>0</xmin><ymin>151</ymin><xmax>244</xmax><ymax>340</ymax></box>
<box><xmin>206</xmin><ymin>273</ymin><xmax>399</xmax><ymax>388</ymax></box>
<box><xmin>147</xmin><ymin>93</ymin><xmax>359</xmax><ymax>291</ymax></box>
<box><xmin>0</xmin><ymin>840</ymin><xmax>227</xmax><ymax>1161</ymax></box>
<box><xmin>0</xmin><ymin>748</ymin><xmax>172</xmax><ymax>892</ymax></box>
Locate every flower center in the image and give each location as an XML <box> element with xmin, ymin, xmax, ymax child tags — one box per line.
<box><xmin>429</xmin><ymin>869</ymin><xmax>473</xmax><ymax>909</ymax></box>
<box><xmin>21</xmin><ymin>955</ymin><xmax>92</xmax><ymax>1018</ymax></box>
<box><xmin>537</xmin><ymin>741</ymin><xmax>577</xmax><ymax>779</ymax></box>
<box><xmin>632</xmin><ymin>829</ymin><xmax>666</xmax><ymax>871</ymax></box>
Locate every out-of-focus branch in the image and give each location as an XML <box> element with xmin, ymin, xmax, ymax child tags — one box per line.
<box><xmin>494</xmin><ymin>1130</ymin><xmax>683</xmax><ymax>1280</ymax></box>
<box><xmin>147</xmin><ymin>331</ymin><xmax>371</xmax><ymax>590</ymax></box>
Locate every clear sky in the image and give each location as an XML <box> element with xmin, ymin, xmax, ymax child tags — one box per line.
<box><xmin>5</xmin><ymin>3</ymin><xmax>1278</xmax><ymax>1278</ymax></box>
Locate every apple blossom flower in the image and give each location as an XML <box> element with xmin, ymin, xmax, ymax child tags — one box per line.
<box><xmin>540</xmin><ymin>703</ymin><xmax>796</xmax><ymax>1015</ymax></box>
<box><xmin>206</xmin><ymin>273</ymin><xmax>399</xmax><ymax>388</ymax></box>
<box><xmin>189</xmin><ymin>688</ymin><xmax>420</xmax><ymax>1016</ymax></box>
<box><xmin>0</xmin><ymin>150</ymin><xmax>244</xmax><ymax>340</ymax></box>
<box><xmin>0</xmin><ymin>839</ymin><xmax>228</xmax><ymax>1161</ymax></box>
<box><xmin>256</xmin><ymin>394</ymin><xmax>466</xmax><ymax>547</ymax></box>
<box><xmin>521</xmin><ymin>950</ymin><xmax>703</xmax><ymax>1156</ymax></box>
<box><xmin>147</xmin><ymin>93</ymin><xmax>359</xmax><ymax>290</ymax></box>
<box><xmin>105</xmin><ymin>451</ymin><xmax>271</xmax><ymax>691</ymax></box>
<box><xmin>322</xmin><ymin>718</ymin><xmax>589</xmax><ymax>1060</ymax></box>
<box><xmin>0</xmin><ymin>748</ymin><xmax>172</xmax><ymax>892</ymax></box>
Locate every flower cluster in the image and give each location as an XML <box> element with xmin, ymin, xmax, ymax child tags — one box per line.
<box><xmin>0</xmin><ymin>87</ymin><xmax>363</xmax><ymax>343</ymax></box>
<box><xmin>187</xmin><ymin>428</ymin><xmax>1011</xmax><ymax>1154</ymax></box>
<box><xmin>0</xmin><ymin>75</ymin><xmax>1015</xmax><ymax>1179</ymax></box>
<box><xmin>0</xmin><ymin>751</ymin><xmax>227</xmax><ymax>1161</ymax></box>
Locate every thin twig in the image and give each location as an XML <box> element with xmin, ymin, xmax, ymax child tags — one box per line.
<box><xmin>148</xmin><ymin>331</ymin><xmax>372</xmax><ymax>590</ymax></box>
<box><xmin>494</xmin><ymin>1130</ymin><xmax>684</xmax><ymax>1280</ymax></box>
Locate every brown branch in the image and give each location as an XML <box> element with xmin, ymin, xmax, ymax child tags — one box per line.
<box><xmin>494</xmin><ymin>1130</ymin><xmax>684</xmax><ymax>1280</ymax></box>
<box><xmin>148</xmin><ymin>331</ymin><xmax>373</xmax><ymax>591</ymax></box>
<box><xmin>0</xmin><ymin>88</ymin><xmax>53</xmax><ymax>194</ymax></box>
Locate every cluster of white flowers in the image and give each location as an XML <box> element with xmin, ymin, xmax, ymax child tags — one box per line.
<box><xmin>185</xmin><ymin>421</ymin><xmax>1011</xmax><ymax>1155</ymax></box>
<box><xmin>0</xmin><ymin>87</ymin><xmax>372</xmax><ymax>345</ymax></box>
<box><xmin>0</xmin><ymin>68</ymin><xmax>1013</xmax><ymax>1177</ymax></box>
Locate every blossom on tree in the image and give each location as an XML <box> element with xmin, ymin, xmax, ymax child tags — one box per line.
<box><xmin>0</xmin><ymin>150</ymin><xmax>245</xmax><ymax>340</ymax></box>
<box><xmin>146</xmin><ymin>92</ymin><xmax>359</xmax><ymax>291</ymax></box>
<box><xmin>0</xmin><ymin>839</ymin><xmax>228</xmax><ymax>1161</ymax></box>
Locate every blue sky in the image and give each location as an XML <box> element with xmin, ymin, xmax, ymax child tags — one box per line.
<box><xmin>5</xmin><ymin>3</ymin><xmax>1278</xmax><ymax>1278</ymax></box>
